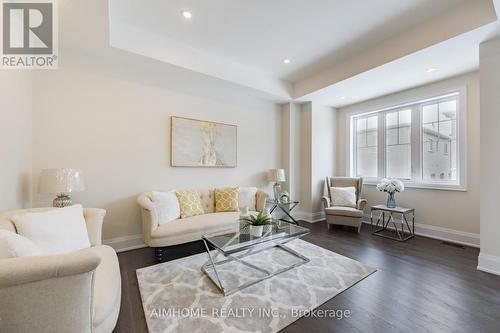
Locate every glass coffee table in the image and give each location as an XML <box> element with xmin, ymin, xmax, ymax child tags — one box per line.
<box><xmin>201</xmin><ymin>221</ymin><xmax>310</xmax><ymax>296</ymax></box>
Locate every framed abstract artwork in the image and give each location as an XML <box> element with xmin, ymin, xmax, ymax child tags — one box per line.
<box><xmin>170</xmin><ymin>116</ymin><xmax>237</xmax><ymax>168</ymax></box>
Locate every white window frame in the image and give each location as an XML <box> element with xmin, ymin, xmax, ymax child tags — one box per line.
<box><xmin>346</xmin><ymin>86</ymin><xmax>467</xmax><ymax>191</ymax></box>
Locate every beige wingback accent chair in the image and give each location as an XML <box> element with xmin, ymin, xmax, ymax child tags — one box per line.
<box><xmin>322</xmin><ymin>177</ymin><xmax>367</xmax><ymax>233</ymax></box>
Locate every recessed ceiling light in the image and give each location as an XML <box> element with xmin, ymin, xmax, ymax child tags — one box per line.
<box><xmin>283</xmin><ymin>59</ymin><xmax>290</xmax><ymax>64</ymax></box>
<box><xmin>426</xmin><ymin>68</ymin><xmax>438</xmax><ymax>73</ymax></box>
<box><xmin>340</xmin><ymin>96</ymin><xmax>346</xmax><ymax>100</ymax></box>
<box><xmin>182</xmin><ymin>11</ymin><xmax>192</xmax><ymax>19</ymax></box>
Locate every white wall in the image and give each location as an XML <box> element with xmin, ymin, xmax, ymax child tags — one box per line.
<box><xmin>300</xmin><ymin>103</ymin><xmax>313</xmax><ymax>214</ymax></box>
<box><xmin>336</xmin><ymin>72</ymin><xmax>480</xmax><ymax>243</ymax></box>
<box><xmin>311</xmin><ymin>105</ymin><xmax>336</xmax><ymax>213</ymax></box>
<box><xmin>32</xmin><ymin>52</ymin><xmax>281</xmax><ymax>243</ymax></box>
<box><xmin>0</xmin><ymin>72</ymin><xmax>32</xmax><ymax>210</ymax></box>
<box><xmin>281</xmin><ymin>102</ymin><xmax>335</xmax><ymax>220</ymax></box>
<box><xmin>281</xmin><ymin>103</ymin><xmax>301</xmax><ymax>201</ymax></box>
<box><xmin>478</xmin><ymin>37</ymin><xmax>500</xmax><ymax>275</ymax></box>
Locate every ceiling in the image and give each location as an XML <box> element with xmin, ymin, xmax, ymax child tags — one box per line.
<box><xmin>110</xmin><ymin>0</ymin><xmax>464</xmax><ymax>81</ymax></box>
<box><xmin>297</xmin><ymin>22</ymin><xmax>500</xmax><ymax>107</ymax></box>
<box><xmin>63</xmin><ymin>0</ymin><xmax>499</xmax><ymax>107</ymax></box>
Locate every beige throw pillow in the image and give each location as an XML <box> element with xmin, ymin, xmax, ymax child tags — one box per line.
<box><xmin>175</xmin><ymin>191</ymin><xmax>205</xmax><ymax>218</ymax></box>
<box><xmin>215</xmin><ymin>187</ymin><xmax>239</xmax><ymax>212</ymax></box>
<box><xmin>330</xmin><ymin>186</ymin><xmax>357</xmax><ymax>208</ymax></box>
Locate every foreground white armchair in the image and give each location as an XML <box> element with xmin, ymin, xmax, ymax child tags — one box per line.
<box><xmin>0</xmin><ymin>208</ymin><xmax>121</xmax><ymax>333</ymax></box>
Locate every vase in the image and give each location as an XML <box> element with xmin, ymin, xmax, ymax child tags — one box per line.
<box><xmin>249</xmin><ymin>225</ymin><xmax>263</xmax><ymax>237</ymax></box>
<box><xmin>386</xmin><ymin>192</ymin><xmax>397</xmax><ymax>208</ymax></box>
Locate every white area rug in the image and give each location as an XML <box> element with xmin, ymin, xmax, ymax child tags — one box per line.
<box><xmin>137</xmin><ymin>239</ymin><xmax>376</xmax><ymax>333</ymax></box>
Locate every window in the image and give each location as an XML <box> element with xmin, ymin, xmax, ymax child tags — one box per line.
<box><xmin>348</xmin><ymin>91</ymin><xmax>466</xmax><ymax>190</ymax></box>
<box><xmin>385</xmin><ymin>109</ymin><xmax>411</xmax><ymax>179</ymax></box>
<box><xmin>354</xmin><ymin>115</ymin><xmax>378</xmax><ymax>177</ymax></box>
<box><xmin>422</xmin><ymin>99</ymin><xmax>457</xmax><ymax>181</ymax></box>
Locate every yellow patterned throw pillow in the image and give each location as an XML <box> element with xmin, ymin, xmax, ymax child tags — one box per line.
<box><xmin>215</xmin><ymin>187</ymin><xmax>239</xmax><ymax>212</ymax></box>
<box><xmin>175</xmin><ymin>191</ymin><xmax>204</xmax><ymax>219</ymax></box>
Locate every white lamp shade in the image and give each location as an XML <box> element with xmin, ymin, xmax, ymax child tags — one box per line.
<box><xmin>267</xmin><ymin>169</ymin><xmax>286</xmax><ymax>182</ymax></box>
<box><xmin>39</xmin><ymin>169</ymin><xmax>85</xmax><ymax>194</ymax></box>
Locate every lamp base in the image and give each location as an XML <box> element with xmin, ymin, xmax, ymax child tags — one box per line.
<box><xmin>53</xmin><ymin>194</ymin><xmax>72</xmax><ymax>208</ymax></box>
<box><xmin>273</xmin><ymin>183</ymin><xmax>282</xmax><ymax>202</ymax></box>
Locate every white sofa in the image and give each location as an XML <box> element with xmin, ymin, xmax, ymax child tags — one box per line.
<box><xmin>137</xmin><ymin>188</ymin><xmax>268</xmax><ymax>261</ymax></box>
<box><xmin>0</xmin><ymin>208</ymin><xmax>121</xmax><ymax>333</ymax></box>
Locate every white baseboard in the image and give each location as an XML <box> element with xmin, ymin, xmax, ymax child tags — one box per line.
<box><xmin>362</xmin><ymin>214</ymin><xmax>480</xmax><ymax>248</ymax></box>
<box><xmin>477</xmin><ymin>253</ymin><xmax>500</xmax><ymax>276</ymax></box>
<box><xmin>295</xmin><ymin>211</ymin><xmax>325</xmax><ymax>223</ymax></box>
<box><xmin>103</xmin><ymin>234</ymin><xmax>146</xmax><ymax>253</ymax></box>
<box><xmin>102</xmin><ymin>215</ymin><xmax>480</xmax><ymax>253</ymax></box>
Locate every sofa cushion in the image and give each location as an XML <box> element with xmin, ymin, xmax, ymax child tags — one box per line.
<box><xmin>151</xmin><ymin>212</ymin><xmax>247</xmax><ymax>239</ymax></box>
<box><xmin>88</xmin><ymin>245</ymin><xmax>121</xmax><ymax>332</ymax></box>
<box><xmin>238</xmin><ymin>187</ymin><xmax>257</xmax><ymax>211</ymax></box>
<box><xmin>151</xmin><ymin>191</ymin><xmax>180</xmax><ymax>224</ymax></box>
<box><xmin>11</xmin><ymin>205</ymin><xmax>91</xmax><ymax>255</ymax></box>
<box><xmin>0</xmin><ymin>230</ymin><xmax>42</xmax><ymax>259</ymax></box>
<box><xmin>215</xmin><ymin>187</ymin><xmax>239</xmax><ymax>212</ymax></box>
<box><xmin>175</xmin><ymin>191</ymin><xmax>205</xmax><ymax>218</ymax></box>
<box><xmin>198</xmin><ymin>190</ymin><xmax>215</xmax><ymax>213</ymax></box>
<box><xmin>324</xmin><ymin>206</ymin><xmax>363</xmax><ymax>218</ymax></box>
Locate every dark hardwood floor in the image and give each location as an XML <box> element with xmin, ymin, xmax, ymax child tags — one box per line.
<box><xmin>114</xmin><ymin>221</ymin><xmax>500</xmax><ymax>333</ymax></box>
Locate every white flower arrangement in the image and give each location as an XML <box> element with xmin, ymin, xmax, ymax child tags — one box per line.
<box><xmin>376</xmin><ymin>178</ymin><xmax>405</xmax><ymax>194</ymax></box>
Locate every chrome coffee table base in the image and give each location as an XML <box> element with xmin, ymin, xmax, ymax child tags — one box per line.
<box><xmin>201</xmin><ymin>238</ymin><xmax>309</xmax><ymax>296</ymax></box>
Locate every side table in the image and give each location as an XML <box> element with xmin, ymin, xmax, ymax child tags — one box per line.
<box><xmin>268</xmin><ymin>199</ymin><xmax>299</xmax><ymax>225</ymax></box>
<box><xmin>370</xmin><ymin>204</ymin><xmax>415</xmax><ymax>241</ymax></box>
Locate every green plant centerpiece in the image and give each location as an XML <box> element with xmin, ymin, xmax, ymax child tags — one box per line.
<box><xmin>241</xmin><ymin>212</ymin><xmax>273</xmax><ymax>237</ymax></box>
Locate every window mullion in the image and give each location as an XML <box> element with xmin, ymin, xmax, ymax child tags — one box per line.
<box><xmin>352</xmin><ymin>118</ymin><xmax>357</xmax><ymax>177</ymax></box>
<box><xmin>412</xmin><ymin>105</ymin><xmax>421</xmax><ymax>181</ymax></box>
<box><xmin>378</xmin><ymin>112</ymin><xmax>385</xmax><ymax>179</ymax></box>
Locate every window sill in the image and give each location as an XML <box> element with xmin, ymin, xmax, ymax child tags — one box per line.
<box><xmin>363</xmin><ymin>181</ymin><xmax>467</xmax><ymax>192</ymax></box>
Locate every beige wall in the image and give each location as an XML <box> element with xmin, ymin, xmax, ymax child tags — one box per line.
<box><xmin>0</xmin><ymin>72</ymin><xmax>32</xmax><ymax>210</ymax></box>
<box><xmin>32</xmin><ymin>52</ymin><xmax>281</xmax><ymax>241</ymax></box>
<box><xmin>479</xmin><ymin>37</ymin><xmax>500</xmax><ymax>269</ymax></box>
<box><xmin>336</xmin><ymin>72</ymin><xmax>480</xmax><ymax>235</ymax></box>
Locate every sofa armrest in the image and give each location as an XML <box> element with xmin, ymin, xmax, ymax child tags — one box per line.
<box><xmin>357</xmin><ymin>199</ymin><xmax>367</xmax><ymax>211</ymax></box>
<box><xmin>137</xmin><ymin>193</ymin><xmax>159</xmax><ymax>246</ymax></box>
<box><xmin>0</xmin><ymin>248</ymin><xmax>101</xmax><ymax>288</ymax></box>
<box><xmin>255</xmin><ymin>190</ymin><xmax>269</xmax><ymax>213</ymax></box>
<box><xmin>137</xmin><ymin>194</ymin><xmax>155</xmax><ymax>211</ymax></box>
<box><xmin>322</xmin><ymin>196</ymin><xmax>331</xmax><ymax>209</ymax></box>
<box><xmin>0</xmin><ymin>249</ymin><xmax>100</xmax><ymax>333</ymax></box>
<box><xmin>83</xmin><ymin>208</ymin><xmax>106</xmax><ymax>246</ymax></box>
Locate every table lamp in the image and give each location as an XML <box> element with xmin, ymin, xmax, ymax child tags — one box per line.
<box><xmin>267</xmin><ymin>168</ymin><xmax>286</xmax><ymax>202</ymax></box>
<box><xmin>39</xmin><ymin>169</ymin><xmax>85</xmax><ymax>207</ymax></box>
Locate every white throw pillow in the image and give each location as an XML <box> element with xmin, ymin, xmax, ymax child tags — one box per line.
<box><xmin>151</xmin><ymin>191</ymin><xmax>181</xmax><ymax>224</ymax></box>
<box><xmin>238</xmin><ymin>187</ymin><xmax>258</xmax><ymax>211</ymax></box>
<box><xmin>0</xmin><ymin>230</ymin><xmax>42</xmax><ymax>259</ymax></box>
<box><xmin>330</xmin><ymin>187</ymin><xmax>357</xmax><ymax>208</ymax></box>
<box><xmin>11</xmin><ymin>205</ymin><xmax>91</xmax><ymax>255</ymax></box>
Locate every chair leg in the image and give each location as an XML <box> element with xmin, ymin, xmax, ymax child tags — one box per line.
<box><xmin>327</xmin><ymin>223</ymin><xmax>331</xmax><ymax>230</ymax></box>
<box><xmin>357</xmin><ymin>226</ymin><xmax>361</xmax><ymax>234</ymax></box>
<box><xmin>155</xmin><ymin>247</ymin><xmax>164</xmax><ymax>262</ymax></box>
